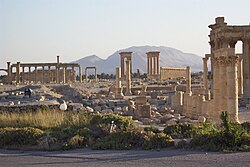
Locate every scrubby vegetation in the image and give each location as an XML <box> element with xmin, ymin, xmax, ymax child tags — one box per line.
<box><xmin>0</xmin><ymin>109</ymin><xmax>249</xmax><ymax>152</ymax></box>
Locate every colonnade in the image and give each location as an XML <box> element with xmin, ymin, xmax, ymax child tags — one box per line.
<box><xmin>146</xmin><ymin>51</ymin><xmax>160</xmax><ymax>79</ymax></box>
<box><xmin>120</xmin><ymin>52</ymin><xmax>132</xmax><ymax>79</ymax></box>
<box><xmin>6</xmin><ymin>56</ymin><xmax>82</xmax><ymax>84</ymax></box>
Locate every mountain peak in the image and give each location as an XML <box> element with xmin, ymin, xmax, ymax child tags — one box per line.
<box><xmin>74</xmin><ymin>46</ymin><xmax>202</xmax><ymax>74</ymax></box>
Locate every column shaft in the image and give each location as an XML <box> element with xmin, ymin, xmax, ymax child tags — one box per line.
<box><xmin>125</xmin><ymin>60</ymin><xmax>132</xmax><ymax>95</ymax></box>
<box><xmin>227</xmin><ymin>56</ymin><xmax>239</xmax><ymax>123</ymax></box>
<box><xmin>243</xmin><ymin>41</ymin><xmax>250</xmax><ymax>97</ymax></box>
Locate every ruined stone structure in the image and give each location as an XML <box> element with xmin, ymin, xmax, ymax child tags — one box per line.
<box><xmin>125</xmin><ymin>59</ymin><xmax>132</xmax><ymax>95</ymax></box>
<box><xmin>160</xmin><ymin>66</ymin><xmax>189</xmax><ymax>80</ymax></box>
<box><xmin>6</xmin><ymin>56</ymin><xmax>82</xmax><ymax>84</ymax></box>
<box><xmin>115</xmin><ymin>67</ymin><xmax>124</xmax><ymax>99</ymax></box>
<box><xmin>146</xmin><ymin>51</ymin><xmax>160</xmax><ymax>80</ymax></box>
<box><xmin>172</xmin><ymin>17</ymin><xmax>247</xmax><ymax>123</ymax></box>
<box><xmin>208</xmin><ymin>17</ymin><xmax>250</xmax><ymax>99</ymax></box>
<box><xmin>119</xmin><ymin>52</ymin><xmax>132</xmax><ymax>79</ymax></box>
<box><xmin>85</xmin><ymin>67</ymin><xmax>97</xmax><ymax>82</ymax></box>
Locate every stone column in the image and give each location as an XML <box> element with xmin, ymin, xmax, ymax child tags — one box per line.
<box><xmin>125</xmin><ymin>60</ymin><xmax>132</xmax><ymax>95</ymax></box>
<box><xmin>243</xmin><ymin>40</ymin><xmax>250</xmax><ymax>98</ymax></box>
<box><xmin>7</xmin><ymin>62</ymin><xmax>11</xmax><ymax>84</ymax></box>
<box><xmin>147</xmin><ymin>56</ymin><xmax>150</xmax><ymax>77</ymax></box>
<box><xmin>35</xmin><ymin>66</ymin><xmax>38</xmax><ymax>83</ymax></box>
<box><xmin>212</xmin><ymin>55</ymin><xmax>221</xmax><ymax>123</ymax></box>
<box><xmin>203</xmin><ymin>57</ymin><xmax>209</xmax><ymax>91</ymax></box>
<box><xmin>85</xmin><ymin>68</ymin><xmax>88</xmax><ymax>81</ymax></box>
<box><xmin>153</xmin><ymin>56</ymin><xmax>157</xmax><ymax>75</ymax></box>
<box><xmin>41</xmin><ymin>66</ymin><xmax>45</xmax><ymax>84</ymax></box>
<box><xmin>149</xmin><ymin>56</ymin><xmax>152</xmax><ymax>79</ymax></box>
<box><xmin>48</xmin><ymin>66</ymin><xmax>51</xmax><ymax>83</ymax></box>
<box><xmin>73</xmin><ymin>67</ymin><xmax>76</xmax><ymax>82</ymax></box>
<box><xmin>63</xmin><ymin>67</ymin><xmax>66</xmax><ymax>84</ymax></box>
<box><xmin>156</xmin><ymin>55</ymin><xmax>159</xmax><ymax>75</ymax></box>
<box><xmin>219</xmin><ymin>56</ymin><xmax>227</xmax><ymax>113</ymax></box>
<box><xmin>21</xmin><ymin>66</ymin><xmax>25</xmax><ymax>84</ymax></box>
<box><xmin>16</xmin><ymin>62</ymin><xmax>20</xmax><ymax>84</ymax></box>
<box><xmin>226</xmin><ymin>54</ymin><xmax>239</xmax><ymax>123</ymax></box>
<box><xmin>56</xmin><ymin>66</ymin><xmax>59</xmax><ymax>84</ymax></box>
<box><xmin>95</xmin><ymin>68</ymin><xmax>97</xmax><ymax>82</ymax></box>
<box><xmin>28</xmin><ymin>66</ymin><xmax>31</xmax><ymax>83</ymax></box>
<box><xmin>237</xmin><ymin>55</ymin><xmax>243</xmax><ymax>97</ymax></box>
<box><xmin>186</xmin><ymin>66</ymin><xmax>192</xmax><ymax>94</ymax></box>
<box><xmin>121</xmin><ymin>57</ymin><xmax>124</xmax><ymax>78</ymax></box>
<box><xmin>79</xmin><ymin>66</ymin><xmax>82</xmax><ymax>83</ymax></box>
<box><xmin>115</xmin><ymin>67</ymin><xmax>124</xmax><ymax>98</ymax></box>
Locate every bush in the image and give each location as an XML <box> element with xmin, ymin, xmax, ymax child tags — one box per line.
<box><xmin>0</xmin><ymin>127</ymin><xmax>44</xmax><ymax>147</ymax></box>
<box><xmin>163</xmin><ymin>123</ymin><xmax>198</xmax><ymax>139</ymax></box>
<box><xmin>142</xmin><ymin>132</ymin><xmax>174</xmax><ymax>150</ymax></box>
<box><xmin>191</xmin><ymin>112</ymin><xmax>249</xmax><ymax>151</ymax></box>
<box><xmin>92</xmin><ymin>131</ymin><xmax>144</xmax><ymax>150</ymax></box>
<box><xmin>90</xmin><ymin>114</ymin><xmax>134</xmax><ymax>131</ymax></box>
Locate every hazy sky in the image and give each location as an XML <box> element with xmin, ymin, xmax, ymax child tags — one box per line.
<box><xmin>1</xmin><ymin>0</ymin><xmax>250</xmax><ymax>71</ymax></box>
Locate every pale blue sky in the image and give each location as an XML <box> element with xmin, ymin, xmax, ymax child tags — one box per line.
<box><xmin>1</xmin><ymin>0</ymin><xmax>250</xmax><ymax>71</ymax></box>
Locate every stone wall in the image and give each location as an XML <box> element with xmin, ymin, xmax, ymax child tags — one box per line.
<box><xmin>160</xmin><ymin>67</ymin><xmax>187</xmax><ymax>80</ymax></box>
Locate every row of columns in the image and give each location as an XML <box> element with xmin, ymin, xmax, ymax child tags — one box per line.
<box><xmin>120</xmin><ymin>52</ymin><xmax>132</xmax><ymax>79</ymax></box>
<box><xmin>6</xmin><ymin>56</ymin><xmax>82</xmax><ymax>84</ymax></box>
<box><xmin>146</xmin><ymin>51</ymin><xmax>160</xmax><ymax>79</ymax></box>
<box><xmin>85</xmin><ymin>67</ymin><xmax>97</xmax><ymax>82</ymax></box>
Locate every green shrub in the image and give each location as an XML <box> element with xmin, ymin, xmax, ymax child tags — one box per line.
<box><xmin>241</xmin><ymin>122</ymin><xmax>250</xmax><ymax>132</ymax></box>
<box><xmin>142</xmin><ymin>132</ymin><xmax>174</xmax><ymax>150</ymax></box>
<box><xmin>163</xmin><ymin>123</ymin><xmax>198</xmax><ymax>139</ymax></box>
<box><xmin>92</xmin><ymin>131</ymin><xmax>144</xmax><ymax>150</ymax></box>
<box><xmin>90</xmin><ymin>114</ymin><xmax>134</xmax><ymax>131</ymax></box>
<box><xmin>191</xmin><ymin>112</ymin><xmax>249</xmax><ymax>151</ymax></box>
<box><xmin>0</xmin><ymin>127</ymin><xmax>44</xmax><ymax>147</ymax></box>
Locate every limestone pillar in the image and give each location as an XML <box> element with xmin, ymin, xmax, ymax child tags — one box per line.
<box><xmin>226</xmin><ymin>55</ymin><xmax>239</xmax><ymax>123</ymax></box>
<box><xmin>16</xmin><ymin>62</ymin><xmax>20</xmax><ymax>84</ymax></box>
<box><xmin>35</xmin><ymin>66</ymin><xmax>38</xmax><ymax>83</ymax></box>
<box><xmin>85</xmin><ymin>68</ymin><xmax>88</xmax><ymax>81</ymax></box>
<box><xmin>115</xmin><ymin>67</ymin><xmax>124</xmax><ymax>98</ymax></box>
<box><xmin>243</xmin><ymin>40</ymin><xmax>250</xmax><ymax>98</ymax></box>
<box><xmin>237</xmin><ymin>55</ymin><xmax>243</xmax><ymax>97</ymax></box>
<box><xmin>28</xmin><ymin>66</ymin><xmax>31</xmax><ymax>83</ymax></box>
<box><xmin>186</xmin><ymin>66</ymin><xmax>192</xmax><ymax>94</ymax></box>
<box><xmin>147</xmin><ymin>56</ymin><xmax>150</xmax><ymax>78</ymax></box>
<box><xmin>95</xmin><ymin>68</ymin><xmax>97</xmax><ymax>82</ymax></box>
<box><xmin>219</xmin><ymin>56</ymin><xmax>227</xmax><ymax>113</ymax></box>
<box><xmin>212</xmin><ymin>56</ymin><xmax>221</xmax><ymax>122</ymax></box>
<box><xmin>63</xmin><ymin>67</ymin><xmax>66</xmax><ymax>84</ymax></box>
<box><xmin>154</xmin><ymin>56</ymin><xmax>157</xmax><ymax>75</ymax></box>
<box><xmin>48</xmin><ymin>66</ymin><xmax>51</xmax><ymax>83</ymax></box>
<box><xmin>203</xmin><ymin>57</ymin><xmax>209</xmax><ymax>91</ymax></box>
<box><xmin>121</xmin><ymin>57</ymin><xmax>124</xmax><ymax>78</ymax></box>
<box><xmin>78</xmin><ymin>66</ymin><xmax>82</xmax><ymax>83</ymax></box>
<box><xmin>156</xmin><ymin>55</ymin><xmax>159</xmax><ymax>75</ymax></box>
<box><xmin>21</xmin><ymin>66</ymin><xmax>25</xmax><ymax>84</ymax></box>
<box><xmin>42</xmin><ymin>66</ymin><xmax>45</xmax><ymax>84</ymax></box>
<box><xmin>7</xmin><ymin>62</ymin><xmax>11</xmax><ymax>84</ymax></box>
<box><xmin>125</xmin><ymin>60</ymin><xmax>132</xmax><ymax>95</ymax></box>
<box><xmin>56</xmin><ymin>66</ymin><xmax>59</xmax><ymax>84</ymax></box>
<box><xmin>148</xmin><ymin>56</ymin><xmax>152</xmax><ymax>79</ymax></box>
<box><xmin>73</xmin><ymin>67</ymin><xmax>76</xmax><ymax>82</ymax></box>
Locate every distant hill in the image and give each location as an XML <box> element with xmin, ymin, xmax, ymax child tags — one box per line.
<box><xmin>73</xmin><ymin>46</ymin><xmax>203</xmax><ymax>74</ymax></box>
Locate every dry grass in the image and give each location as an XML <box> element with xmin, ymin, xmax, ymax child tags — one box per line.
<box><xmin>0</xmin><ymin>109</ymin><xmax>91</xmax><ymax>129</ymax></box>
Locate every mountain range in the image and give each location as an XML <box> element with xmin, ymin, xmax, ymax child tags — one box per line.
<box><xmin>73</xmin><ymin>46</ymin><xmax>203</xmax><ymax>74</ymax></box>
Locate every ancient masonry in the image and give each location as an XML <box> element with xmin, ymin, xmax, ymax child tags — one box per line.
<box><xmin>6</xmin><ymin>56</ymin><xmax>82</xmax><ymax>84</ymax></box>
<box><xmin>172</xmin><ymin>17</ymin><xmax>250</xmax><ymax>123</ymax></box>
<box><xmin>85</xmin><ymin>67</ymin><xmax>97</xmax><ymax>82</ymax></box>
<box><xmin>147</xmin><ymin>51</ymin><xmax>160</xmax><ymax>80</ymax></box>
<box><xmin>120</xmin><ymin>52</ymin><xmax>132</xmax><ymax>79</ymax></box>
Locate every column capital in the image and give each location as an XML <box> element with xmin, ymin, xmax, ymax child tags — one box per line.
<box><xmin>226</xmin><ymin>56</ymin><xmax>240</xmax><ymax>66</ymax></box>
